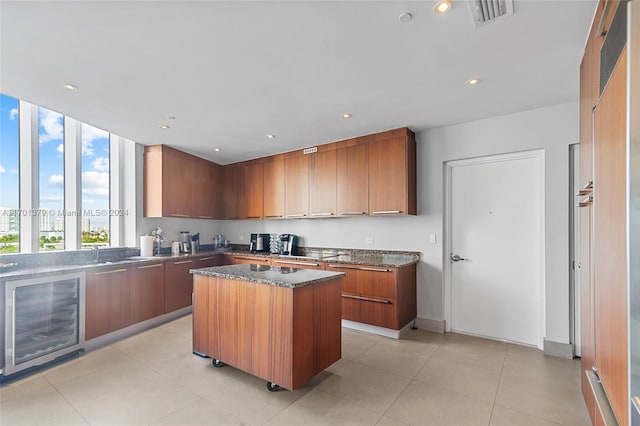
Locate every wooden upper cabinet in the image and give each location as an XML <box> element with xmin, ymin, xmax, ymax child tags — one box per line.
<box><xmin>337</xmin><ymin>141</ymin><xmax>368</xmax><ymax>217</ymax></box>
<box><xmin>241</xmin><ymin>161</ymin><xmax>264</xmax><ymax>220</ymax></box>
<box><xmin>308</xmin><ymin>147</ymin><xmax>337</xmax><ymax>218</ymax></box>
<box><xmin>284</xmin><ymin>154</ymin><xmax>309</xmax><ymax>219</ymax></box>
<box><xmin>223</xmin><ymin>164</ymin><xmax>242</xmax><ymax>219</ymax></box>
<box><xmin>144</xmin><ymin>145</ymin><xmax>221</xmax><ymax>219</ymax></box>
<box><xmin>368</xmin><ymin>129</ymin><xmax>417</xmax><ymax>216</ymax></box>
<box><xmin>263</xmin><ymin>157</ymin><xmax>285</xmax><ymax>219</ymax></box>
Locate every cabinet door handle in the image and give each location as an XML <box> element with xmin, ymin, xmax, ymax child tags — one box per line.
<box><xmin>265</xmin><ymin>215</ymin><xmax>283</xmax><ymax>218</ymax></box>
<box><xmin>274</xmin><ymin>260</ymin><xmax>320</xmax><ymax>267</ymax></box>
<box><xmin>94</xmin><ymin>268</ymin><xmax>128</xmax><ymax>275</ymax></box>
<box><xmin>340</xmin><ymin>211</ymin><xmax>366</xmax><ymax>216</ymax></box>
<box><xmin>137</xmin><ymin>263</ymin><xmax>163</xmax><ymax>269</ymax></box>
<box><xmin>286</xmin><ymin>213</ymin><xmax>307</xmax><ymax>218</ymax></box>
<box><xmin>341</xmin><ymin>293</ymin><xmax>391</xmax><ymax>304</ymax></box>
<box><xmin>198</xmin><ymin>215</ymin><xmax>213</xmax><ymax>219</ymax></box>
<box><xmin>577</xmin><ymin>194</ymin><xmax>594</xmax><ymax>207</ymax></box>
<box><xmin>311</xmin><ymin>212</ymin><xmax>334</xmax><ymax>217</ymax></box>
<box><xmin>170</xmin><ymin>213</ymin><xmax>190</xmax><ymax>217</ymax></box>
<box><xmin>198</xmin><ymin>257</ymin><xmax>216</xmax><ymax>261</ymax></box>
<box><xmin>245</xmin><ymin>216</ymin><xmax>262</xmax><ymax>219</ymax></box>
<box><xmin>173</xmin><ymin>260</ymin><xmax>193</xmax><ymax>265</ymax></box>
<box><xmin>234</xmin><ymin>257</ymin><xmax>268</xmax><ymax>262</ymax></box>
<box><xmin>327</xmin><ymin>264</ymin><xmax>392</xmax><ymax>272</ymax></box>
<box><xmin>371</xmin><ymin>210</ymin><xmax>401</xmax><ymax>215</ymax></box>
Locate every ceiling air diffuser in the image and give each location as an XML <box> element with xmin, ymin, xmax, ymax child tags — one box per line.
<box><xmin>468</xmin><ymin>0</ymin><xmax>514</xmax><ymax>27</ymax></box>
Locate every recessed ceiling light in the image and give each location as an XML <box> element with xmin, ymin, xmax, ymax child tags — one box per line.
<box><xmin>214</xmin><ymin>148</ymin><xmax>221</xmax><ymax>152</ymax></box>
<box><xmin>266</xmin><ymin>134</ymin><xmax>275</xmax><ymax>139</ymax></box>
<box><xmin>341</xmin><ymin>113</ymin><xmax>352</xmax><ymax>119</ymax></box>
<box><xmin>159</xmin><ymin>124</ymin><xmax>170</xmax><ymax>129</ymax></box>
<box><xmin>62</xmin><ymin>83</ymin><xmax>78</xmax><ymax>91</ymax></box>
<box><xmin>466</xmin><ymin>78</ymin><xmax>480</xmax><ymax>86</ymax></box>
<box><xmin>398</xmin><ymin>12</ymin><xmax>413</xmax><ymax>23</ymax></box>
<box><xmin>167</xmin><ymin>116</ymin><xmax>176</xmax><ymax>120</ymax></box>
<box><xmin>434</xmin><ymin>0</ymin><xmax>453</xmax><ymax>14</ymax></box>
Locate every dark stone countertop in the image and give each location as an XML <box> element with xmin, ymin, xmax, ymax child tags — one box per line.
<box><xmin>190</xmin><ymin>264</ymin><xmax>344</xmax><ymax>288</ymax></box>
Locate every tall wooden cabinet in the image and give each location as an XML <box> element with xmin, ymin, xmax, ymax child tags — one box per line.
<box><xmin>308</xmin><ymin>146</ymin><xmax>337</xmax><ymax>218</ymax></box>
<box><xmin>284</xmin><ymin>154</ymin><xmax>309</xmax><ymax>219</ymax></box>
<box><xmin>579</xmin><ymin>1</ymin><xmax>630</xmax><ymax>424</ymax></box>
<box><xmin>263</xmin><ymin>157</ymin><xmax>285</xmax><ymax>219</ymax></box>
<box><xmin>367</xmin><ymin>128</ymin><xmax>417</xmax><ymax>216</ymax></box>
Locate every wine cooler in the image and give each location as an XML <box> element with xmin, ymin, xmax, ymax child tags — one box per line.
<box><xmin>3</xmin><ymin>271</ymin><xmax>85</xmax><ymax>376</ymax></box>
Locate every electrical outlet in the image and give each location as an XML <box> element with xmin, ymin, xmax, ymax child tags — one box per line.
<box><xmin>429</xmin><ymin>233</ymin><xmax>437</xmax><ymax>244</ymax></box>
<box><xmin>365</xmin><ymin>237</ymin><xmax>374</xmax><ymax>244</ymax></box>
<box><xmin>238</xmin><ymin>235</ymin><xmax>244</xmax><ymax>240</ymax></box>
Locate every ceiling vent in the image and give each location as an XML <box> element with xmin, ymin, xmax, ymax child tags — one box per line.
<box><xmin>468</xmin><ymin>0</ymin><xmax>514</xmax><ymax>27</ymax></box>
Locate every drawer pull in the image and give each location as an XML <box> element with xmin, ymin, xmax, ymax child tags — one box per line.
<box><xmin>245</xmin><ymin>216</ymin><xmax>262</xmax><ymax>219</ymax></box>
<box><xmin>198</xmin><ymin>215</ymin><xmax>214</xmax><ymax>219</ymax></box>
<box><xmin>286</xmin><ymin>213</ymin><xmax>307</xmax><ymax>218</ymax></box>
<box><xmin>327</xmin><ymin>264</ymin><xmax>392</xmax><ymax>273</ymax></box>
<box><xmin>274</xmin><ymin>260</ymin><xmax>320</xmax><ymax>267</ymax></box>
<box><xmin>137</xmin><ymin>263</ymin><xmax>163</xmax><ymax>269</ymax></box>
<box><xmin>265</xmin><ymin>215</ymin><xmax>283</xmax><ymax>218</ymax></box>
<box><xmin>198</xmin><ymin>257</ymin><xmax>216</xmax><ymax>261</ymax></box>
<box><xmin>173</xmin><ymin>260</ymin><xmax>193</xmax><ymax>265</ymax></box>
<box><xmin>371</xmin><ymin>210</ymin><xmax>401</xmax><ymax>215</ymax></box>
<box><xmin>234</xmin><ymin>257</ymin><xmax>269</xmax><ymax>262</ymax></box>
<box><xmin>94</xmin><ymin>268</ymin><xmax>128</xmax><ymax>275</ymax></box>
<box><xmin>340</xmin><ymin>211</ymin><xmax>366</xmax><ymax>215</ymax></box>
<box><xmin>341</xmin><ymin>293</ymin><xmax>390</xmax><ymax>304</ymax></box>
<box><xmin>577</xmin><ymin>194</ymin><xmax>594</xmax><ymax>207</ymax></box>
<box><xmin>311</xmin><ymin>212</ymin><xmax>334</xmax><ymax>217</ymax></box>
<box><xmin>170</xmin><ymin>213</ymin><xmax>189</xmax><ymax>217</ymax></box>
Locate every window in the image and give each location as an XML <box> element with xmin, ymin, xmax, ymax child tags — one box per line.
<box><xmin>0</xmin><ymin>94</ymin><xmax>20</xmax><ymax>253</ymax></box>
<box><xmin>38</xmin><ymin>107</ymin><xmax>65</xmax><ymax>250</ymax></box>
<box><xmin>81</xmin><ymin>123</ymin><xmax>110</xmax><ymax>247</ymax></box>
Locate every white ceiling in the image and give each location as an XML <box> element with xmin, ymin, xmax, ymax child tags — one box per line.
<box><xmin>0</xmin><ymin>1</ymin><xmax>596</xmax><ymax>165</ymax></box>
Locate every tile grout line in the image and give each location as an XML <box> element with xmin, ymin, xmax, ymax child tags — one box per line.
<box><xmin>42</xmin><ymin>373</ymin><xmax>92</xmax><ymax>425</ymax></box>
<box><xmin>486</xmin><ymin>343</ymin><xmax>508</xmax><ymax>426</ymax></box>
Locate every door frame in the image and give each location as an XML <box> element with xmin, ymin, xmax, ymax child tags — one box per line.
<box><xmin>443</xmin><ymin>149</ymin><xmax>546</xmax><ymax>349</ymax></box>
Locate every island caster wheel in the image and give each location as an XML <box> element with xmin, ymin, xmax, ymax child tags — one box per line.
<box><xmin>212</xmin><ymin>358</ymin><xmax>224</xmax><ymax>368</ymax></box>
<box><xmin>267</xmin><ymin>381</ymin><xmax>280</xmax><ymax>392</ymax></box>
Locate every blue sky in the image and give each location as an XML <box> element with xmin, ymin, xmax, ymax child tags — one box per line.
<box><xmin>0</xmin><ymin>93</ymin><xmax>110</xmax><ymax>231</ymax></box>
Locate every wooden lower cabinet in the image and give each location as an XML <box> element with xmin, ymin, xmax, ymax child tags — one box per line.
<box><xmin>164</xmin><ymin>259</ymin><xmax>196</xmax><ymax>313</ymax></box>
<box><xmin>192</xmin><ymin>274</ymin><xmax>342</xmax><ymax>390</ymax></box>
<box><xmin>130</xmin><ymin>262</ymin><xmax>165</xmax><ymax>324</ymax></box>
<box><xmin>85</xmin><ymin>266</ymin><xmax>132</xmax><ymax>340</ymax></box>
<box><xmin>223</xmin><ymin>254</ymin><xmax>271</xmax><ymax>266</ymax></box>
<box><xmin>270</xmin><ymin>258</ymin><xmax>325</xmax><ymax>270</ymax></box>
<box><xmin>325</xmin><ymin>263</ymin><xmax>416</xmax><ymax>330</ymax></box>
<box><xmin>193</xmin><ymin>255</ymin><xmax>221</xmax><ymax>269</ymax></box>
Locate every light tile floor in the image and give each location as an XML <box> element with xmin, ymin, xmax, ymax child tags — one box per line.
<box><xmin>0</xmin><ymin>315</ymin><xmax>591</xmax><ymax>426</ymax></box>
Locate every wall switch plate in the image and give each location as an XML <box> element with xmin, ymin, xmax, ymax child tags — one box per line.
<box><xmin>429</xmin><ymin>233</ymin><xmax>436</xmax><ymax>244</ymax></box>
<box><xmin>365</xmin><ymin>237</ymin><xmax>374</xmax><ymax>244</ymax></box>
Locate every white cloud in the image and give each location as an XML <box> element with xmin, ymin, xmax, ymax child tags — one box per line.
<box><xmin>57</xmin><ymin>144</ymin><xmax>64</xmax><ymax>153</ymax></box>
<box><xmin>49</xmin><ymin>174</ymin><xmax>64</xmax><ymax>186</ymax></box>
<box><xmin>82</xmin><ymin>140</ymin><xmax>94</xmax><ymax>156</ymax></box>
<box><xmin>82</xmin><ymin>171</ymin><xmax>109</xmax><ymax>197</ymax></box>
<box><xmin>82</xmin><ymin>124</ymin><xmax>108</xmax><ymax>157</ymax></box>
<box><xmin>91</xmin><ymin>157</ymin><xmax>109</xmax><ymax>172</ymax></box>
<box><xmin>9</xmin><ymin>108</ymin><xmax>18</xmax><ymax>121</ymax></box>
<box><xmin>41</xmin><ymin>195</ymin><xmax>63</xmax><ymax>202</ymax></box>
<box><xmin>0</xmin><ymin>165</ymin><xmax>5</xmax><ymax>173</ymax></box>
<box><xmin>38</xmin><ymin>109</ymin><xmax>64</xmax><ymax>143</ymax></box>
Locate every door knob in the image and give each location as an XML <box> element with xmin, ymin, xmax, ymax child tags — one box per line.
<box><xmin>450</xmin><ymin>254</ymin><xmax>466</xmax><ymax>262</ymax></box>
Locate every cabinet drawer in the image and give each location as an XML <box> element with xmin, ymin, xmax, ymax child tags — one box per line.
<box><xmin>341</xmin><ymin>294</ymin><xmax>398</xmax><ymax>329</ymax></box>
<box><xmin>229</xmin><ymin>255</ymin><xmax>271</xmax><ymax>265</ymax></box>
<box><xmin>326</xmin><ymin>264</ymin><xmax>396</xmax><ymax>299</ymax></box>
<box><xmin>271</xmin><ymin>258</ymin><xmax>325</xmax><ymax>270</ymax></box>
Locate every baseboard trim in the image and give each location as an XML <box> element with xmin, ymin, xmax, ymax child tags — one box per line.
<box><xmin>85</xmin><ymin>306</ymin><xmax>192</xmax><ymax>352</ymax></box>
<box><xmin>341</xmin><ymin>319</ymin><xmax>414</xmax><ymax>339</ymax></box>
<box><xmin>414</xmin><ymin>317</ymin><xmax>446</xmax><ymax>334</ymax></box>
<box><xmin>543</xmin><ymin>339</ymin><xmax>574</xmax><ymax>359</ymax></box>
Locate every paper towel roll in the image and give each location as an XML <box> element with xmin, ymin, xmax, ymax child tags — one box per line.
<box><xmin>140</xmin><ymin>235</ymin><xmax>154</xmax><ymax>257</ymax></box>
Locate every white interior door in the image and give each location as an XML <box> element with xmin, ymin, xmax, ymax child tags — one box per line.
<box><xmin>449</xmin><ymin>152</ymin><xmax>543</xmax><ymax>347</ymax></box>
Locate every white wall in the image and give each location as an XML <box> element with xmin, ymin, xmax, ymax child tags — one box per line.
<box><xmin>222</xmin><ymin>101</ymin><xmax>578</xmax><ymax>344</ymax></box>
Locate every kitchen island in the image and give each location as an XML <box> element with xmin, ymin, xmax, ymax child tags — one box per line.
<box><xmin>191</xmin><ymin>264</ymin><xmax>344</xmax><ymax>391</ymax></box>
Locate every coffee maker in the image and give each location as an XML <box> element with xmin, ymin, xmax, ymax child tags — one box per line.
<box><xmin>278</xmin><ymin>234</ymin><xmax>298</xmax><ymax>256</ymax></box>
<box><xmin>250</xmin><ymin>233</ymin><xmax>270</xmax><ymax>252</ymax></box>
